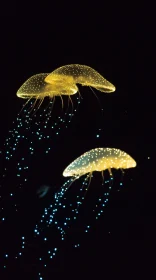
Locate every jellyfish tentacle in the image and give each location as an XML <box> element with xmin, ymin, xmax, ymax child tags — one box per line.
<box><xmin>34</xmin><ymin>177</ymin><xmax>78</xmax><ymax>235</ymax></box>
<box><xmin>89</xmin><ymin>86</ymin><xmax>105</xmax><ymax>139</ymax></box>
<box><xmin>108</xmin><ymin>168</ymin><xmax>114</xmax><ymax>189</ymax></box>
<box><xmin>121</xmin><ymin>168</ymin><xmax>125</xmax><ymax>175</ymax></box>
<box><xmin>55</xmin><ymin>174</ymin><xmax>91</xmax><ymax>245</ymax></box>
<box><xmin>60</xmin><ymin>175</ymin><xmax>79</xmax><ymax>193</ymax></box>
<box><xmin>59</xmin><ymin>94</ymin><xmax>64</xmax><ymax>109</ymax></box>
<box><xmin>31</xmin><ymin>98</ymin><xmax>44</xmax><ymax>117</ymax></box>
<box><xmin>35</xmin><ymin>97</ymin><xmax>44</xmax><ymax>112</ymax></box>
<box><xmin>119</xmin><ymin>168</ymin><xmax>125</xmax><ymax>188</ymax></box>
<box><xmin>18</xmin><ymin>97</ymin><xmax>33</xmax><ymax>116</ymax></box>
<box><xmin>64</xmin><ymin>94</ymin><xmax>80</xmax><ymax>128</ymax></box>
<box><xmin>89</xmin><ymin>86</ymin><xmax>102</xmax><ymax>111</ymax></box>
<box><xmin>41</xmin><ymin>96</ymin><xmax>54</xmax><ymax>116</ymax></box>
<box><xmin>50</xmin><ymin>95</ymin><xmax>55</xmax><ymax>114</ymax></box>
<box><xmin>27</xmin><ymin>96</ymin><xmax>39</xmax><ymax>115</ymax></box>
<box><xmin>68</xmin><ymin>95</ymin><xmax>74</xmax><ymax>123</ymax></box>
<box><xmin>101</xmin><ymin>170</ymin><xmax>104</xmax><ymax>184</ymax></box>
<box><xmin>82</xmin><ymin>172</ymin><xmax>92</xmax><ymax>199</ymax></box>
<box><xmin>78</xmin><ymin>88</ymin><xmax>83</xmax><ymax>100</ymax></box>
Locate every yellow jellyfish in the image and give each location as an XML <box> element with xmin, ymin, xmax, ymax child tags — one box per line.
<box><xmin>33</xmin><ymin>148</ymin><xmax>136</xmax><ymax>259</ymax></box>
<box><xmin>16</xmin><ymin>73</ymin><xmax>78</xmax><ymax>99</ymax></box>
<box><xmin>16</xmin><ymin>73</ymin><xmax>78</xmax><ymax>111</ymax></box>
<box><xmin>63</xmin><ymin>147</ymin><xmax>136</xmax><ymax>179</ymax></box>
<box><xmin>45</xmin><ymin>64</ymin><xmax>116</xmax><ymax>93</ymax></box>
<box><xmin>61</xmin><ymin>148</ymin><xmax>136</xmax><ymax>233</ymax></box>
<box><xmin>15</xmin><ymin>65</ymin><xmax>116</xmax><ymax>145</ymax></box>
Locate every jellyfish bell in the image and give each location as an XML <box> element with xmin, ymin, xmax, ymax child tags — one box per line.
<box><xmin>45</xmin><ymin>73</ymin><xmax>75</xmax><ymax>88</ymax></box>
<box><xmin>45</xmin><ymin>64</ymin><xmax>116</xmax><ymax>93</ymax></box>
<box><xmin>16</xmin><ymin>73</ymin><xmax>78</xmax><ymax>99</ymax></box>
<box><xmin>63</xmin><ymin>148</ymin><xmax>136</xmax><ymax>178</ymax></box>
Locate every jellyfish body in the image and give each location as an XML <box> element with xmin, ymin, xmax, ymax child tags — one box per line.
<box><xmin>45</xmin><ymin>64</ymin><xmax>116</xmax><ymax>93</ymax></box>
<box><xmin>63</xmin><ymin>147</ymin><xmax>136</xmax><ymax>177</ymax></box>
<box><xmin>16</xmin><ymin>73</ymin><xmax>78</xmax><ymax>99</ymax></box>
<box><xmin>45</xmin><ymin>64</ymin><xmax>115</xmax><ymax>93</ymax></box>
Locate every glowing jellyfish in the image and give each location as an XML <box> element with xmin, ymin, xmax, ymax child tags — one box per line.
<box><xmin>45</xmin><ymin>64</ymin><xmax>116</xmax><ymax>93</ymax></box>
<box><xmin>63</xmin><ymin>147</ymin><xmax>136</xmax><ymax>177</ymax></box>
<box><xmin>24</xmin><ymin>147</ymin><xmax>136</xmax><ymax>275</ymax></box>
<box><xmin>16</xmin><ymin>73</ymin><xmax>78</xmax><ymax>100</ymax></box>
<box><xmin>2</xmin><ymin>148</ymin><xmax>136</xmax><ymax>278</ymax></box>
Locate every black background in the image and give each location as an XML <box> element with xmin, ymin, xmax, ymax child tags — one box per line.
<box><xmin>0</xmin><ymin>2</ymin><xmax>155</xmax><ymax>279</ymax></box>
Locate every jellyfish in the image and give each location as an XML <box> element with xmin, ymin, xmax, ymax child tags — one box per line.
<box><xmin>1</xmin><ymin>147</ymin><xmax>136</xmax><ymax>278</ymax></box>
<box><xmin>6</xmin><ymin>147</ymin><xmax>135</xmax><ymax>279</ymax></box>
<box><xmin>41</xmin><ymin>147</ymin><xmax>136</xmax><ymax>236</ymax></box>
<box><xmin>45</xmin><ymin>64</ymin><xmax>116</xmax><ymax>93</ymax></box>
<box><xmin>61</xmin><ymin>147</ymin><xmax>136</xmax><ymax>233</ymax></box>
